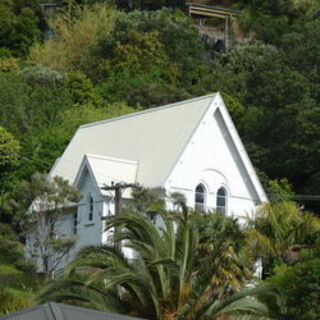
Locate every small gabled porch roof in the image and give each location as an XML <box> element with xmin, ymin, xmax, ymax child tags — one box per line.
<box><xmin>74</xmin><ymin>154</ymin><xmax>138</xmax><ymax>198</ymax></box>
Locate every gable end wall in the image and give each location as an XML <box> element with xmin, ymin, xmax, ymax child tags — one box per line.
<box><xmin>73</xmin><ymin>168</ymin><xmax>105</xmax><ymax>254</ymax></box>
<box><xmin>164</xmin><ymin>96</ymin><xmax>261</xmax><ymax>218</ymax></box>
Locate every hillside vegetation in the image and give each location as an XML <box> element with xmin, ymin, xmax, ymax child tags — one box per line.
<box><xmin>0</xmin><ymin>0</ymin><xmax>319</xmax><ymax>318</ymax></box>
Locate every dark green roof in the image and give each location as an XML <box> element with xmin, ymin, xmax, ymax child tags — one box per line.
<box><xmin>0</xmin><ymin>303</ymin><xmax>147</xmax><ymax>320</ymax></box>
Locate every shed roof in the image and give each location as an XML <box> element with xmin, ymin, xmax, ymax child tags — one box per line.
<box><xmin>50</xmin><ymin>94</ymin><xmax>216</xmax><ymax>188</ymax></box>
<box><xmin>0</xmin><ymin>302</ymin><xmax>147</xmax><ymax>320</ymax></box>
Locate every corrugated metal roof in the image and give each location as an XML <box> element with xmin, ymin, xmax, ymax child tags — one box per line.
<box><xmin>74</xmin><ymin>154</ymin><xmax>138</xmax><ymax>198</ymax></box>
<box><xmin>50</xmin><ymin>94</ymin><xmax>216</xmax><ymax>188</ymax></box>
<box><xmin>0</xmin><ymin>302</ymin><xmax>147</xmax><ymax>320</ymax></box>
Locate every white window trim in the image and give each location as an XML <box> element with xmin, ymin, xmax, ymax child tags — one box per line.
<box><xmin>88</xmin><ymin>194</ymin><xmax>94</xmax><ymax>221</ymax></box>
<box><xmin>216</xmin><ymin>186</ymin><xmax>228</xmax><ymax>214</ymax></box>
<box><xmin>195</xmin><ymin>183</ymin><xmax>207</xmax><ymax>213</ymax></box>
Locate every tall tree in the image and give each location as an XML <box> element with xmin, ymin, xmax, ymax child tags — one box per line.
<box><xmin>0</xmin><ymin>0</ymin><xmax>41</xmax><ymax>56</ymax></box>
<box><xmin>0</xmin><ymin>126</ymin><xmax>20</xmax><ymax>193</ymax></box>
<box><xmin>210</xmin><ymin>42</ymin><xmax>320</xmax><ymax>205</ymax></box>
<box><xmin>13</xmin><ymin>173</ymin><xmax>80</xmax><ymax>279</ymax></box>
<box><xmin>28</xmin><ymin>3</ymin><xmax>116</xmax><ymax>78</ymax></box>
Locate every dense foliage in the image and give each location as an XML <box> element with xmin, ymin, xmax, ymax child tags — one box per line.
<box><xmin>0</xmin><ymin>223</ymin><xmax>37</xmax><ymax>314</ymax></box>
<box><xmin>39</xmin><ymin>198</ymin><xmax>271</xmax><ymax>320</ymax></box>
<box><xmin>0</xmin><ymin>1</ymin><xmax>319</xmax><ymax>205</ymax></box>
<box><xmin>0</xmin><ymin>126</ymin><xmax>20</xmax><ymax>192</ymax></box>
<box><xmin>0</xmin><ymin>0</ymin><xmax>320</xmax><ymax>317</ymax></box>
<box><xmin>0</xmin><ymin>0</ymin><xmax>41</xmax><ymax>57</ymax></box>
<box><xmin>262</xmin><ymin>245</ymin><xmax>320</xmax><ymax>320</ymax></box>
<box><xmin>245</xmin><ymin>201</ymin><xmax>320</xmax><ymax>273</ymax></box>
<box><xmin>12</xmin><ymin>173</ymin><xmax>80</xmax><ymax>279</ymax></box>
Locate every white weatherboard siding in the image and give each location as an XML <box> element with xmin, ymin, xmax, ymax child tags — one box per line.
<box><xmin>31</xmin><ymin>93</ymin><xmax>268</xmax><ymax>272</ymax></box>
<box><xmin>73</xmin><ymin>166</ymin><xmax>104</xmax><ymax>255</ymax></box>
<box><xmin>73</xmin><ymin>154</ymin><xmax>135</xmax><ymax>258</ymax></box>
<box><xmin>164</xmin><ymin>94</ymin><xmax>267</xmax><ymax>218</ymax></box>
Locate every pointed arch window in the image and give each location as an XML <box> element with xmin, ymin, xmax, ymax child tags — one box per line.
<box><xmin>88</xmin><ymin>195</ymin><xmax>94</xmax><ymax>221</ymax></box>
<box><xmin>195</xmin><ymin>183</ymin><xmax>206</xmax><ymax>212</ymax></box>
<box><xmin>73</xmin><ymin>212</ymin><xmax>78</xmax><ymax>234</ymax></box>
<box><xmin>216</xmin><ymin>187</ymin><xmax>227</xmax><ymax>214</ymax></box>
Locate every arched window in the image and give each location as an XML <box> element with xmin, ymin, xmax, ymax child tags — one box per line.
<box><xmin>73</xmin><ymin>212</ymin><xmax>78</xmax><ymax>234</ymax></box>
<box><xmin>216</xmin><ymin>187</ymin><xmax>227</xmax><ymax>214</ymax></box>
<box><xmin>88</xmin><ymin>196</ymin><xmax>94</xmax><ymax>221</ymax></box>
<box><xmin>195</xmin><ymin>183</ymin><xmax>206</xmax><ymax>212</ymax></box>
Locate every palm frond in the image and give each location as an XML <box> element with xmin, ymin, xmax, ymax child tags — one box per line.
<box><xmin>40</xmin><ymin>200</ymin><xmax>278</xmax><ymax>320</ymax></box>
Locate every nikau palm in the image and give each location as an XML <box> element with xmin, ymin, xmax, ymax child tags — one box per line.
<box><xmin>40</xmin><ymin>202</ymin><xmax>271</xmax><ymax>319</ymax></box>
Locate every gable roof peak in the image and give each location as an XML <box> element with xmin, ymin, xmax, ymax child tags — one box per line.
<box><xmin>80</xmin><ymin>93</ymin><xmax>217</xmax><ymax>129</ymax></box>
<box><xmin>50</xmin><ymin>93</ymin><xmax>216</xmax><ymax>188</ymax></box>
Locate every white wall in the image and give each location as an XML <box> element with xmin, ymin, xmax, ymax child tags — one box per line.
<box><xmin>49</xmin><ymin>168</ymin><xmax>135</xmax><ymax>269</ymax></box>
<box><xmin>36</xmin><ymin>94</ymin><xmax>265</xmax><ymax>273</ymax></box>
<box><xmin>101</xmin><ymin>199</ymin><xmax>115</xmax><ymax>244</ymax></box>
<box><xmin>72</xmin><ymin>167</ymin><xmax>105</xmax><ymax>257</ymax></box>
<box><xmin>25</xmin><ymin>210</ymin><xmax>79</xmax><ymax>274</ymax></box>
<box><xmin>72</xmin><ymin>170</ymin><xmax>132</xmax><ymax>260</ymax></box>
<box><xmin>164</xmin><ymin>96</ymin><xmax>260</xmax><ymax>220</ymax></box>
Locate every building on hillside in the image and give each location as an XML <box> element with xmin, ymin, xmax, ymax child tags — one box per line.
<box><xmin>27</xmin><ymin>93</ymin><xmax>267</xmax><ymax>271</ymax></box>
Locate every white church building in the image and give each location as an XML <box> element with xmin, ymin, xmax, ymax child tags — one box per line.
<box><xmin>41</xmin><ymin>93</ymin><xmax>267</xmax><ymax>265</ymax></box>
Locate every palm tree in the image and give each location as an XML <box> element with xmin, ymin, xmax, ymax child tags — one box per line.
<box><xmin>245</xmin><ymin>201</ymin><xmax>320</xmax><ymax>270</ymax></box>
<box><xmin>40</xmin><ymin>199</ymin><xmax>272</xmax><ymax>320</ymax></box>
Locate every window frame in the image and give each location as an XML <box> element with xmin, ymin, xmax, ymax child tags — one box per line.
<box><xmin>73</xmin><ymin>212</ymin><xmax>78</xmax><ymax>234</ymax></box>
<box><xmin>216</xmin><ymin>187</ymin><xmax>227</xmax><ymax>214</ymax></box>
<box><xmin>195</xmin><ymin>183</ymin><xmax>206</xmax><ymax>213</ymax></box>
<box><xmin>88</xmin><ymin>195</ymin><xmax>94</xmax><ymax>221</ymax></box>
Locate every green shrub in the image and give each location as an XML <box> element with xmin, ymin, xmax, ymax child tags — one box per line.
<box><xmin>265</xmin><ymin>254</ymin><xmax>320</xmax><ymax>320</ymax></box>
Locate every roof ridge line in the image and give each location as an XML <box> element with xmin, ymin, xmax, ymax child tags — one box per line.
<box><xmin>85</xmin><ymin>153</ymin><xmax>138</xmax><ymax>165</ymax></box>
<box><xmin>80</xmin><ymin>93</ymin><xmax>217</xmax><ymax>129</ymax></box>
<box><xmin>48</xmin><ymin>302</ymin><xmax>64</xmax><ymax>320</ymax></box>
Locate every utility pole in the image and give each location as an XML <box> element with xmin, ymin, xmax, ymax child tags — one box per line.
<box><xmin>224</xmin><ymin>14</ymin><xmax>231</xmax><ymax>51</ymax></box>
<box><xmin>101</xmin><ymin>181</ymin><xmax>138</xmax><ymax>250</ymax></box>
